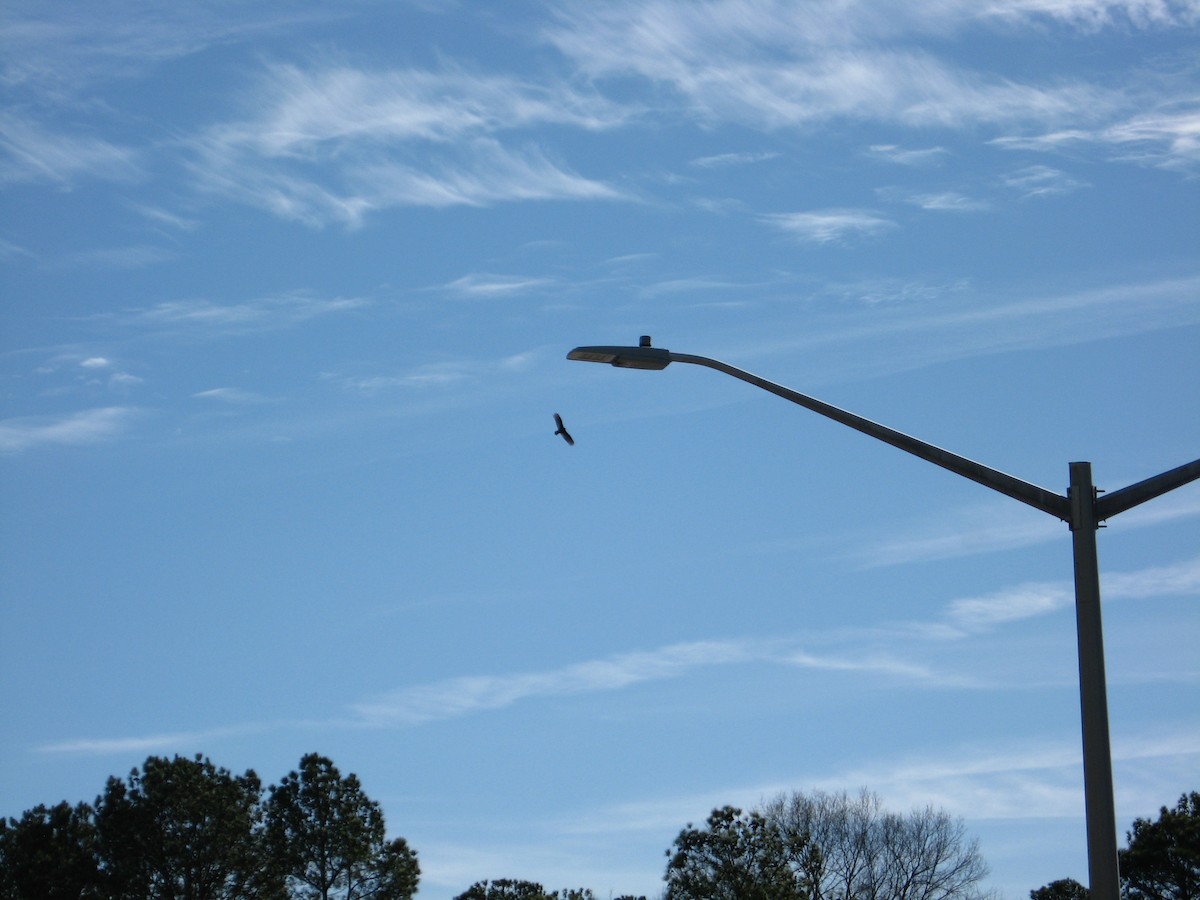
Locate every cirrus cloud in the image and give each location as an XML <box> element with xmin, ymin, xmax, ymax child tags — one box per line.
<box><xmin>762</xmin><ymin>209</ymin><xmax>897</xmax><ymax>244</ymax></box>
<box><xmin>187</xmin><ymin>64</ymin><xmax>630</xmax><ymax>227</ymax></box>
<box><xmin>0</xmin><ymin>406</ymin><xmax>139</xmax><ymax>453</ymax></box>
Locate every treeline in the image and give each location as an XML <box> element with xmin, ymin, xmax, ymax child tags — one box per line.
<box><xmin>0</xmin><ymin>753</ymin><xmax>416</xmax><ymax>900</ymax></box>
<box><xmin>4</xmin><ymin>753</ymin><xmax>1194</xmax><ymax>900</ymax></box>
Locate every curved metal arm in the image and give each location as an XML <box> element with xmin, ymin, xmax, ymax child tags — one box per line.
<box><xmin>668</xmin><ymin>351</ymin><xmax>1071</xmax><ymax>520</ymax></box>
<box><xmin>567</xmin><ymin>340</ymin><xmax>1198</xmax><ymax>524</ymax></box>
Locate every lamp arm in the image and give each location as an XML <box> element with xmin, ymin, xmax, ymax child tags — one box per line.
<box><xmin>669</xmin><ymin>352</ymin><xmax>1072</xmax><ymax>521</ymax></box>
<box><xmin>1094</xmin><ymin>458</ymin><xmax>1200</xmax><ymax>521</ymax></box>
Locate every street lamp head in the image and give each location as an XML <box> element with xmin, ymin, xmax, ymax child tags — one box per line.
<box><xmin>567</xmin><ymin>336</ymin><xmax>672</xmax><ymax>370</ymax></box>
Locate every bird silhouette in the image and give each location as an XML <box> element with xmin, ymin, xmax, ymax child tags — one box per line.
<box><xmin>553</xmin><ymin>413</ymin><xmax>575</xmax><ymax>446</ymax></box>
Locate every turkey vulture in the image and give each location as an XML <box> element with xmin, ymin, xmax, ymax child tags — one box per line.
<box><xmin>553</xmin><ymin>413</ymin><xmax>575</xmax><ymax>446</ymax></box>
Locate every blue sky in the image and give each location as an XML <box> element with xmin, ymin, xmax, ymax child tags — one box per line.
<box><xmin>1</xmin><ymin>1</ymin><xmax>1198</xmax><ymax>896</ymax></box>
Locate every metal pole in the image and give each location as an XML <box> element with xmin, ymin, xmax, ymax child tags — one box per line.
<box><xmin>1068</xmin><ymin>461</ymin><xmax>1121</xmax><ymax>900</ymax></box>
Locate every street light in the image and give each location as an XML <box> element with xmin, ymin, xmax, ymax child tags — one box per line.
<box><xmin>568</xmin><ymin>336</ymin><xmax>1200</xmax><ymax>900</ymax></box>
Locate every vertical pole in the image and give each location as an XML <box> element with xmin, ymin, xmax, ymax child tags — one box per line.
<box><xmin>1068</xmin><ymin>461</ymin><xmax>1121</xmax><ymax>900</ymax></box>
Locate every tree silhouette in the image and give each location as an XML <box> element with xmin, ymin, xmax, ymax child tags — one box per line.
<box><xmin>0</xmin><ymin>801</ymin><xmax>101</xmax><ymax>900</ymax></box>
<box><xmin>264</xmin><ymin>754</ymin><xmax>417</xmax><ymax>900</ymax></box>
<box><xmin>94</xmin><ymin>754</ymin><xmax>277</xmax><ymax>900</ymax></box>
<box><xmin>665</xmin><ymin>805</ymin><xmax>811</xmax><ymax>900</ymax></box>
<box><xmin>1120</xmin><ymin>791</ymin><xmax>1199</xmax><ymax>900</ymax></box>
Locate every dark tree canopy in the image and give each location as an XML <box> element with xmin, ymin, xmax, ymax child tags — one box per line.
<box><xmin>1030</xmin><ymin>878</ymin><xmax>1089</xmax><ymax>900</ymax></box>
<box><xmin>0</xmin><ymin>801</ymin><xmax>101</xmax><ymax>900</ymax></box>
<box><xmin>664</xmin><ymin>805</ymin><xmax>812</xmax><ymax>900</ymax></box>
<box><xmin>1</xmin><ymin>752</ymin><xmax>419</xmax><ymax>900</ymax></box>
<box><xmin>94</xmin><ymin>754</ymin><xmax>277</xmax><ymax>900</ymax></box>
<box><xmin>1119</xmin><ymin>791</ymin><xmax>1200</xmax><ymax>900</ymax></box>
<box><xmin>264</xmin><ymin>753</ymin><xmax>418</xmax><ymax>900</ymax></box>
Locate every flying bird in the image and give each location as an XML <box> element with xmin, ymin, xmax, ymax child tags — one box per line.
<box><xmin>553</xmin><ymin>413</ymin><xmax>575</xmax><ymax>446</ymax></box>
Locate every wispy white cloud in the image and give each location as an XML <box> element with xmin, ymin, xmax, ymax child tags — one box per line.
<box><xmin>38</xmin><ymin>723</ymin><xmax>267</xmax><ymax>756</ymax></box>
<box><xmin>439</xmin><ymin>273</ymin><xmax>556</xmax><ymax>298</ymax></box>
<box><xmin>638</xmin><ymin>276</ymin><xmax>755</xmax><ymax>298</ymax></box>
<box><xmin>867</xmin><ymin>144</ymin><xmax>949</xmax><ymax>165</ymax></box>
<box><xmin>548</xmin><ymin>0</ymin><xmax>1199</xmax><ymax>59</ymax></box>
<box><xmin>740</xmin><ymin>273</ymin><xmax>1200</xmax><ymax>383</ymax></box>
<box><xmin>1002</xmin><ymin>164</ymin><xmax>1089</xmax><ymax>198</ymax></box>
<box><xmin>335</xmin><ymin>367</ymin><xmax>470</xmax><ymax>393</ymax></box>
<box><xmin>325</xmin><ymin>346</ymin><xmax>551</xmax><ymax>395</ymax></box>
<box><xmin>856</xmin><ymin>502</ymin><xmax>1065</xmax><ymax>568</ymax></box>
<box><xmin>230</xmin><ymin>62</ymin><xmax>624</xmax><ymax>154</ymax></box>
<box><xmin>603</xmin><ymin>251</ymin><xmax>659</xmax><ymax>267</ymax></box>
<box><xmin>913</xmin><ymin>555</ymin><xmax>1200</xmax><ymax>640</ymax></box>
<box><xmin>690</xmin><ymin>151</ymin><xmax>781</xmax><ymax>168</ymax></box>
<box><xmin>538</xmin><ymin>0</ymin><xmax>1200</xmax><ymax>199</ymax></box>
<box><xmin>1113</xmin><ymin>489</ymin><xmax>1200</xmax><ymax>529</ymax></box>
<box><xmin>762</xmin><ymin>209</ymin><xmax>896</xmax><ymax>244</ymax></box>
<box><xmin>994</xmin><ymin>108</ymin><xmax>1200</xmax><ymax>172</ymax></box>
<box><xmin>1104</xmin><ymin>555</ymin><xmax>1200</xmax><ymax>599</ymax></box>
<box><xmin>860</xmin><ymin>488</ymin><xmax>1200</xmax><ymax>568</ymax></box>
<box><xmin>113</xmin><ymin>293</ymin><xmax>368</xmax><ymax>334</ymax></box>
<box><xmin>880</xmin><ymin>187</ymin><xmax>990</xmax><ymax>211</ymax></box>
<box><xmin>355</xmin><ymin>140</ymin><xmax>622</xmax><ymax>208</ymax></box>
<box><xmin>351</xmin><ymin>639</ymin><xmax>768</xmax><ymax>725</ymax></box>
<box><xmin>187</xmin><ymin>63</ymin><xmax>628</xmax><ymax>226</ymax></box>
<box><xmin>193</xmin><ymin>135</ymin><xmax>623</xmax><ymax>227</ymax></box>
<box><xmin>359</xmin><ymin>577</ymin><xmax>1162</xmax><ymax>726</ymax></box>
<box><xmin>1102</xmin><ymin>108</ymin><xmax>1200</xmax><ymax>169</ymax></box>
<box><xmin>107</xmin><ymin>372</ymin><xmax>143</xmax><ymax>390</ymax></box>
<box><xmin>192</xmin><ymin>387</ymin><xmax>270</xmax><ymax>404</ymax></box>
<box><xmin>0</xmin><ymin>237</ymin><xmax>37</xmax><ymax>262</ymax></box>
<box><xmin>127</xmin><ymin>202</ymin><xmax>200</xmax><ymax>231</ymax></box>
<box><xmin>0</xmin><ymin>3</ymin><xmax>327</xmax><ymax>101</ymax></box>
<box><xmin>544</xmin><ymin>1</ymin><xmax>1122</xmax><ymax>130</ymax></box>
<box><xmin>980</xmin><ymin>0</ymin><xmax>1200</xmax><ymax>29</ymax></box>
<box><xmin>993</xmin><ymin>129</ymin><xmax>1093</xmax><ymax>152</ymax></box>
<box><xmin>780</xmin><ymin>649</ymin><xmax>962</xmax><ymax>684</ymax></box>
<box><xmin>0</xmin><ymin>406</ymin><xmax>139</xmax><ymax>452</ymax></box>
<box><xmin>916</xmin><ymin>191</ymin><xmax>987</xmax><ymax>211</ymax></box>
<box><xmin>500</xmin><ymin>350</ymin><xmax>539</xmax><ymax>371</ymax></box>
<box><xmin>0</xmin><ymin>112</ymin><xmax>140</xmax><ymax>186</ymax></box>
<box><xmin>819</xmin><ymin>276</ymin><xmax>974</xmax><ymax>307</ymax></box>
<box><xmin>910</xmin><ymin>273</ymin><xmax>1200</xmax><ymax>354</ymax></box>
<box><xmin>942</xmin><ymin>583</ymin><xmax>1075</xmax><ymax>636</ymax></box>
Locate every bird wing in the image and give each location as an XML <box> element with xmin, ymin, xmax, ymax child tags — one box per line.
<box><xmin>553</xmin><ymin>413</ymin><xmax>575</xmax><ymax>445</ymax></box>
